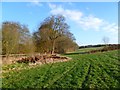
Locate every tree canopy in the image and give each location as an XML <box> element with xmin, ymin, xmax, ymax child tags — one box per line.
<box><xmin>33</xmin><ymin>15</ymin><xmax>78</xmax><ymax>54</ymax></box>
<box><xmin>2</xmin><ymin>15</ymin><xmax>78</xmax><ymax>55</ymax></box>
<box><xmin>2</xmin><ymin>21</ymin><xmax>35</xmax><ymax>55</ymax></box>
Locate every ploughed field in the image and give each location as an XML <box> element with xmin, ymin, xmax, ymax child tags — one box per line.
<box><xmin>2</xmin><ymin>49</ymin><xmax>120</xmax><ymax>88</ymax></box>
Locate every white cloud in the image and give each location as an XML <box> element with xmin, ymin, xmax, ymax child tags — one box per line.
<box><xmin>66</xmin><ymin>10</ymin><xmax>83</xmax><ymax>21</ymax></box>
<box><xmin>48</xmin><ymin>3</ymin><xmax>57</xmax><ymax>9</ymax></box>
<box><xmin>48</xmin><ymin>3</ymin><xmax>83</xmax><ymax>21</ymax></box>
<box><xmin>78</xmin><ymin>15</ymin><xmax>104</xmax><ymax>30</ymax></box>
<box><xmin>102</xmin><ymin>23</ymin><xmax>118</xmax><ymax>34</ymax></box>
<box><xmin>48</xmin><ymin>3</ymin><xmax>104</xmax><ymax>31</ymax></box>
<box><xmin>28</xmin><ymin>0</ymin><xmax>43</xmax><ymax>7</ymax></box>
<box><xmin>48</xmin><ymin>3</ymin><xmax>118</xmax><ymax>43</ymax></box>
<box><xmin>102</xmin><ymin>22</ymin><xmax>118</xmax><ymax>43</ymax></box>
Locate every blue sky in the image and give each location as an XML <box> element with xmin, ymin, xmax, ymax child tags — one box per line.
<box><xmin>2</xmin><ymin>2</ymin><xmax>118</xmax><ymax>46</ymax></box>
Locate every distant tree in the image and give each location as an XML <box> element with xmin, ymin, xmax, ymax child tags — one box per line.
<box><xmin>102</xmin><ymin>36</ymin><xmax>109</xmax><ymax>45</ymax></box>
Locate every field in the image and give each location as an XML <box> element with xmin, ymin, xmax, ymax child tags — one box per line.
<box><xmin>2</xmin><ymin>48</ymin><xmax>120</xmax><ymax>89</ymax></box>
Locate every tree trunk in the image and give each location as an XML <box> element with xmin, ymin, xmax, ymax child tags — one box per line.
<box><xmin>52</xmin><ymin>40</ymin><xmax>55</xmax><ymax>55</ymax></box>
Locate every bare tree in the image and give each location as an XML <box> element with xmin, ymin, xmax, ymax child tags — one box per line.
<box><xmin>2</xmin><ymin>21</ymin><xmax>34</xmax><ymax>55</ymax></box>
<box><xmin>35</xmin><ymin>15</ymin><xmax>69</xmax><ymax>54</ymax></box>
<box><xmin>2</xmin><ymin>22</ymin><xmax>20</xmax><ymax>55</ymax></box>
<box><xmin>33</xmin><ymin>15</ymin><xmax>78</xmax><ymax>54</ymax></box>
<box><xmin>102</xmin><ymin>36</ymin><xmax>109</xmax><ymax>45</ymax></box>
<box><xmin>0</xmin><ymin>28</ymin><xmax>2</xmax><ymax>55</ymax></box>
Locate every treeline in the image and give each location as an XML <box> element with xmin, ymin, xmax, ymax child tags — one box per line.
<box><xmin>79</xmin><ymin>44</ymin><xmax>119</xmax><ymax>49</ymax></box>
<box><xmin>2</xmin><ymin>22</ymin><xmax>35</xmax><ymax>55</ymax></box>
<box><xmin>1</xmin><ymin>15</ymin><xmax>78</xmax><ymax>55</ymax></box>
<box><xmin>79</xmin><ymin>44</ymin><xmax>106</xmax><ymax>49</ymax></box>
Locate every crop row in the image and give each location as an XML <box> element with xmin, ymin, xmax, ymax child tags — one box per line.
<box><xmin>2</xmin><ymin>50</ymin><xmax>119</xmax><ymax>88</ymax></box>
<box><xmin>2</xmin><ymin>59</ymin><xmax>77</xmax><ymax>88</ymax></box>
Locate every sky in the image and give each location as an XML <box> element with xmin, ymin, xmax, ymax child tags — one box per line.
<box><xmin>2</xmin><ymin>1</ymin><xmax>118</xmax><ymax>46</ymax></box>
